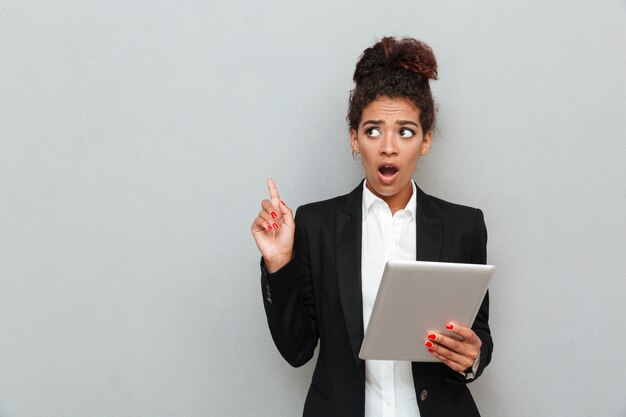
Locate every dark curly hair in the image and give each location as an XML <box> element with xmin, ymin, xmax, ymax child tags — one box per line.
<box><xmin>347</xmin><ymin>36</ymin><xmax>438</xmax><ymax>134</ymax></box>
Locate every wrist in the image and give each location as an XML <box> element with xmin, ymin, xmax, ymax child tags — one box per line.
<box><xmin>264</xmin><ymin>253</ymin><xmax>292</xmax><ymax>273</ymax></box>
<box><xmin>461</xmin><ymin>350</ymin><xmax>481</xmax><ymax>380</ymax></box>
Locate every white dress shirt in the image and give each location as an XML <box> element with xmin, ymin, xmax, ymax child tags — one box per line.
<box><xmin>362</xmin><ymin>179</ymin><xmax>421</xmax><ymax>417</ymax></box>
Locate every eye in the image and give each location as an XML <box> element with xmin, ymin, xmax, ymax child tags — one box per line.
<box><xmin>399</xmin><ymin>128</ymin><xmax>415</xmax><ymax>138</ymax></box>
<box><xmin>365</xmin><ymin>127</ymin><xmax>382</xmax><ymax>138</ymax></box>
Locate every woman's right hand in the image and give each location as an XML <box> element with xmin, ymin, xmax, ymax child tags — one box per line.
<box><xmin>251</xmin><ymin>179</ymin><xmax>295</xmax><ymax>273</ymax></box>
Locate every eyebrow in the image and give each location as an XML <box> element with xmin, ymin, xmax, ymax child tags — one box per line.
<box><xmin>361</xmin><ymin>120</ymin><xmax>420</xmax><ymax>127</ymax></box>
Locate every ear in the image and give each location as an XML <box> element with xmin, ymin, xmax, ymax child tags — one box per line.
<box><xmin>350</xmin><ymin>128</ymin><xmax>359</xmax><ymax>152</ymax></box>
<box><xmin>420</xmin><ymin>131</ymin><xmax>433</xmax><ymax>155</ymax></box>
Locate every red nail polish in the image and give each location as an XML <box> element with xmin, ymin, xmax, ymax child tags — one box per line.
<box><xmin>272</xmin><ymin>223</ymin><xmax>279</xmax><ymax>229</ymax></box>
<box><xmin>271</xmin><ymin>211</ymin><xmax>277</xmax><ymax>219</ymax></box>
<box><xmin>266</xmin><ymin>225</ymin><xmax>272</xmax><ymax>231</ymax></box>
<box><xmin>427</xmin><ymin>333</ymin><xmax>436</xmax><ymax>340</ymax></box>
<box><xmin>428</xmin><ymin>349</ymin><xmax>434</xmax><ymax>353</ymax></box>
<box><xmin>446</xmin><ymin>323</ymin><xmax>454</xmax><ymax>331</ymax></box>
<box><xmin>424</xmin><ymin>341</ymin><xmax>433</xmax><ymax>348</ymax></box>
<box><xmin>281</xmin><ymin>200</ymin><xmax>286</xmax><ymax>206</ymax></box>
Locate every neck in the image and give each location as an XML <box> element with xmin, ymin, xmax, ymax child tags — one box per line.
<box><xmin>366</xmin><ymin>180</ymin><xmax>413</xmax><ymax>215</ymax></box>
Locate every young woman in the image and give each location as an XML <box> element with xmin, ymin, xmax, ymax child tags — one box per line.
<box><xmin>251</xmin><ymin>37</ymin><xmax>492</xmax><ymax>417</ymax></box>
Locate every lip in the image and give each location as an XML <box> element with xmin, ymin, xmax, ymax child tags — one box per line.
<box><xmin>377</xmin><ymin>162</ymin><xmax>400</xmax><ymax>171</ymax></box>
<box><xmin>377</xmin><ymin>162</ymin><xmax>400</xmax><ymax>185</ymax></box>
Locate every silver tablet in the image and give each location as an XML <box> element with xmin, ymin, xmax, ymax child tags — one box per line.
<box><xmin>359</xmin><ymin>260</ymin><xmax>495</xmax><ymax>362</ymax></box>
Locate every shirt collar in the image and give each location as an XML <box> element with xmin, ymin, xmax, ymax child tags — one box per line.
<box><xmin>362</xmin><ymin>178</ymin><xmax>417</xmax><ymax>220</ymax></box>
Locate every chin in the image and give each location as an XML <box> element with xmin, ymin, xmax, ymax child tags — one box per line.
<box><xmin>368</xmin><ymin>175</ymin><xmax>410</xmax><ymax>197</ymax></box>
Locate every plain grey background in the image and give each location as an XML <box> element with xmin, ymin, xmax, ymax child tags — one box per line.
<box><xmin>1</xmin><ymin>0</ymin><xmax>625</xmax><ymax>416</ymax></box>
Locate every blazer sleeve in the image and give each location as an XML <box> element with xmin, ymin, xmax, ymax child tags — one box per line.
<box><xmin>260</xmin><ymin>206</ymin><xmax>319</xmax><ymax>368</ymax></box>
<box><xmin>448</xmin><ymin>208</ymin><xmax>493</xmax><ymax>384</ymax></box>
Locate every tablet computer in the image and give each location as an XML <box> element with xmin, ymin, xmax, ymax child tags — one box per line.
<box><xmin>358</xmin><ymin>260</ymin><xmax>494</xmax><ymax>362</ymax></box>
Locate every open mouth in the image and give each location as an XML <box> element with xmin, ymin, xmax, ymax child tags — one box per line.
<box><xmin>378</xmin><ymin>163</ymin><xmax>399</xmax><ymax>177</ymax></box>
<box><xmin>377</xmin><ymin>163</ymin><xmax>399</xmax><ymax>184</ymax></box>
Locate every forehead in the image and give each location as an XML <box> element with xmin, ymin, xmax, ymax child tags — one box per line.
<box><xmin>361</xmin><ymin>96</ymin><xmax>421</xmax><ymax>123</ymax></box>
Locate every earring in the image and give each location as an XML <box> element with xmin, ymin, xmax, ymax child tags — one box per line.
<box><xmin>352</xmin><ymin>150</ymin><xmax>361</xmax><ymax>161</ymax></box>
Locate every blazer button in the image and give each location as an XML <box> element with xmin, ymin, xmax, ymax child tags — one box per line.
<box><xmin>419</xmin><ymin>390</ymin><xmax>428</xmax><ymax>401</ymax></box>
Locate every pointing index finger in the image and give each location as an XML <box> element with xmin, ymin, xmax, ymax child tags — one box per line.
<box><xmin>267</xmin><ymin>178</ymin><xmax>281</xmax><ymax>208</ymax></box>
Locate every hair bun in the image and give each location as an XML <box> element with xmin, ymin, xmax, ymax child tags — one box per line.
<box><xmin>353</xmin><ymin>36</ymin><xmax>438</xmax><ymax>85</ymax></box>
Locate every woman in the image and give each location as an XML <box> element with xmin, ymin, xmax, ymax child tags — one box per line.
<box><xmin>251</xmin><ymin>37</ymin><xmax>492</xmax><ymax>417</ymax></box>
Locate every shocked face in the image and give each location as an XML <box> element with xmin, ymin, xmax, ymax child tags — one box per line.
<box><xmin>350</xmin><ymin>96</ymin><xmax>432</xmax><ymax>203</ymax></box>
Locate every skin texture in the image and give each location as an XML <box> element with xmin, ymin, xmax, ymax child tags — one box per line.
<box><xmin>251</xmin><ymin>97</ymin><xmax>480</xmax><ymax>371</ymax></box>
<box><xmin>250</xmin><ymin>178</ymin><xmax>294</xmax><ymax>274</ymax></box>
<box><xmin>427</xmin><ymin>322</ymin><xmax>482</xmax><ymax>373</ymax></box>
<box><xmin>349</xmin><ymin>96</ymin><xmax>432</xmax><ymax>214</ymax></box>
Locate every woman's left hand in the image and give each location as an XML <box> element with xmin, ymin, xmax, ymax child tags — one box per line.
<box><xmin>423</xmin><ymin>323</ymin><xmax>481</xmax><ymax>373</ymax></box>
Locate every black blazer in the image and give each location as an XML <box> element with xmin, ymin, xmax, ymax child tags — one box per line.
<box><xmin>260</xmin><ymin>180</ymin><xmax>492</xmax><ymax>417</ymax></box>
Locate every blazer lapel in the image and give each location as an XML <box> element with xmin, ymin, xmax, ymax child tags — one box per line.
<box><xmin>335</xmin><ymin>181</ymin><xmax>365</xmax><ymax>379</ymax></box>
<box><xmin>415</xmin><ymin>184</ymin><xmax>443</xmax><ymax>261</ymax></box>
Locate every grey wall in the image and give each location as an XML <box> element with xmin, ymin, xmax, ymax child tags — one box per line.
<box><xmin>1</xmin><ymin>1</ymin><xmax>625</xmax><ymax>416</ymax></box>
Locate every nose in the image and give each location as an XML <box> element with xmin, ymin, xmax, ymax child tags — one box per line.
<box><xmin>379</xmin><ymin>132</ymin><xmax>398</xmax><ymax>156</ymax></box>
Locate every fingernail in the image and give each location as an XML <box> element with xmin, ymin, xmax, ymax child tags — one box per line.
<box><xmin>272</xmin><ymin>223</ymin><xmax>279</xmax><ymax>229</ymax></box>
<box><xmin>281</xmin><ymin>200</ymin><xmax>286</xmax><ymax>206</ymax></box>
<box><xmin>271</xmin><ymin>211</ymin><xmax>277</xmax><ymax>219</ymax></box>
<box><xmin>424</xmin><ymin>341</ymin><xmax>433</xmax><ymax>348</ymax></box>
<box><xmin>428</xmin><ymin>349</ymin><xmax>434</xmax><ymax>353</ymax></box>
<box><xmin>427</xmin><ymin>333</ymin><xmax>436</xmax><ymax>340</ymax></box>
<box><xmin>446</xmin><ymin>323</ymin><xmax>454</xmax><ymax>331</ymax></box>
<box><xmin>266</xmin><ymin>225</ymin><xmax>272</xmax><ymax>231</ymax></box>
